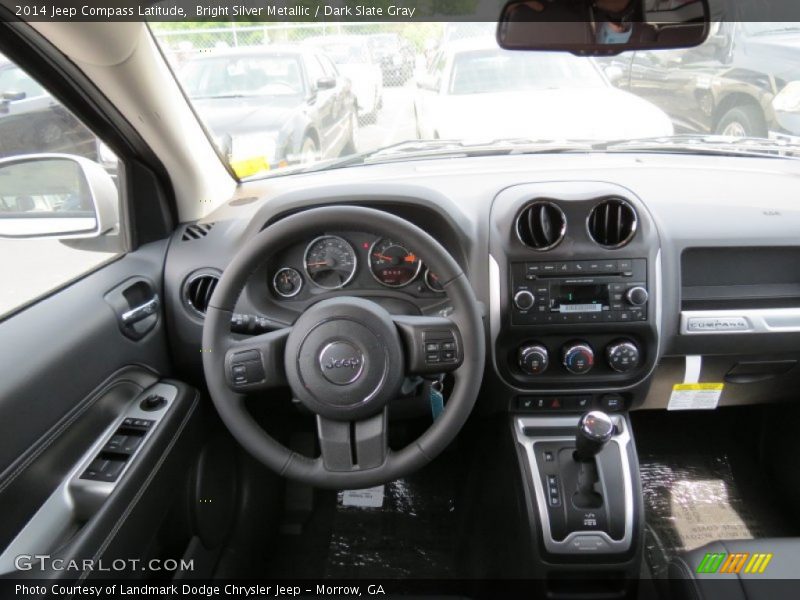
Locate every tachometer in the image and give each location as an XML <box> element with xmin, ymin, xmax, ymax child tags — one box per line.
<box><xmin>303</xmin><ymin>235</ymin><xmax>357</xmax><ymax>289</ymax></box>
<box><xmin>368</xmin><ymin>238</ymin><xmax>422</xmax><ymax>288</ymax></box>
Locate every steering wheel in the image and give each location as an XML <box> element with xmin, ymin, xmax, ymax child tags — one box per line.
<box><xmin>202</xmin><ymin>206</ymin><xmax>485</xmax><ymax>488</ymax></box>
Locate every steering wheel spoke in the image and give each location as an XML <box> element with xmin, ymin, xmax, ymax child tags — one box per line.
<box><xmin>316</xmin><ymin>409</ymin><xmax>388</xmax><ymax>472</ymax></box>
<box><xmin>223</xmin><ymin>327</ymin><xmax>291</xmax><ymax>393</ymax></box>
<box><xmin>392</xmin><ymin>315</ymin><xmax>464</xmax><ymax>375</ymax></box>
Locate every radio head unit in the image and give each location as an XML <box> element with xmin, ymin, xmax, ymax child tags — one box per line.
<box><xmin>510</xmin><ymin>259</ymin><xmax>648</xmax><ymax>325</ymax></box>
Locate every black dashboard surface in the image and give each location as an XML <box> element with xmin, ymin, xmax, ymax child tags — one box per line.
<box><xmin>163</xmin><ymin>152</ymin><xmax>800</xmax><ymax>411</ymax></box>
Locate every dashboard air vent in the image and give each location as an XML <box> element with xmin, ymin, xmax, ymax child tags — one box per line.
<box><xmin>587</xmin><ymin>198</ymin><xmax>637</xmax><ymax>248</ymax></box>
<box><xmin>182</xmin><ymin>222</ymin><xmax>215</xmax><ymax>241</ymax></box>
<box><xmin>515</xmin><ymin>201</ymin><xmax>566</xmax><ymax>250</ymax></box>
<box><xmin>184</xmin><ymin>273</ymin><xmax>219</xmax><ymax>316</ymax></box>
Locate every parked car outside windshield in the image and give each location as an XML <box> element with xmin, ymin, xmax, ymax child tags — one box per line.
<box><xmin>414</xmin><ymin>41</ymin><xmax>673</xmax><ymax>141</ymax></box>
<box><xmin>180</xmin><ymin>46</ymin><xmax>357</xmax><ymax>178</ymax></box>
<box><xmin>305</xmin><ymin>35</ymin><xmax>383</xmax><ymax>125</ymax></box>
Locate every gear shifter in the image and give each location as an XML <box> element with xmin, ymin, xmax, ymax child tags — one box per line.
<box><xmin>575</xmin><ymin>410</ymin><xmax>615</xmax><ymax>462</ymax></box>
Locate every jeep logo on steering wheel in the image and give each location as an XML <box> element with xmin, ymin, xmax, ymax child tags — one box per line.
<box><xmin>318</xmin><ymin>341</ymin><xmax>364</xmax><ymax>385</ymax></box>
<box><xmin>325</xmin><ymin>356</ymin><xmax>361</xmax><ymax>370</ymax></box>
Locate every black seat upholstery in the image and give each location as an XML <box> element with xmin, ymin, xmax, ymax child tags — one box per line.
<box><xmin>669</xmin><ymin>538</ymin><xmax>800</xmax><ymax>600</ymax></box>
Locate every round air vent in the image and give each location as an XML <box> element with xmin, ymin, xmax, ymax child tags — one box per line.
<box><xmin>183</xmin><ymin>272</ymin><xmax>220</xmax><ymax>317</ymax></box>
<box><xmin>515</xmin><ymin>201</ymin><xmax>566</xmax><ymax>251</ymax></box>
<box><xmin>587</xmin><ymin>198</ymin><xmax>638</xmax><ymax>248</ymax></box>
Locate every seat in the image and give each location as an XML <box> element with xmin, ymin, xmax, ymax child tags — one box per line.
<box><xmin>669</xmin><ymin>538</ymin><xmax>800</xmax><ymax>600</ymax></box>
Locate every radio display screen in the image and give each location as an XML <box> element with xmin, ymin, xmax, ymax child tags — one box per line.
<box><xmin>552</xmin><ymin>284</ymin><xmax>608</xmax><ymax>313</ymax></box>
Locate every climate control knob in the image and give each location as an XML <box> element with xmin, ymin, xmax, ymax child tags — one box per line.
<box><xmin>513</xmin><ymin>290</ymin><xmax>535</xmax><ymax>311</ymax></box>
<box><xmin>606</xmin><ymin>340</ymin><xmax>641</xmax><ymax>373</ymax></box>
<box><xmin>518</xmin><ymin>344</ymin><xmax>549</xmax><ymax>375</ymax></box>
<box><xmin>625</xmin><ymin>286</ymin><xmax>649</xmax><ymax>306</ymax></box>
<box><xmin>562</xmin><ymin>342</ymin><xmax>595</xmax><ymax>375</ymax></box>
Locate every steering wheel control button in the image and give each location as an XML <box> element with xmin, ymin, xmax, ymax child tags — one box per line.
<box><xmin>318</xmin><ymin>341</ymin><xmax>364</xmax><ymax>385</ymax></box>
<box><xmin>422</xmin><ymin>330</ymin><xmax>460</xmax><ymax>367</ymax></box>
<box><xmin>562</xmin><ymin>342</ymin><xmax>595</xmax><ymax>375</ymax></box>
<box><xmin>606</xmin><ymin>340</ymin><xmax>641</xmax><ymax>373</ymax></box>
<box><xmin>518</xmin><ymin>344</ymin><xmax>549</xmax><ymax>375</ymax></box>
<box><xmin>227</xmin><ymin>349</ymin><xmax>265</xmax><ymax>388</ymax></box>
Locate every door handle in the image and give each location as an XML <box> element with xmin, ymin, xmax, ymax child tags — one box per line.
<box><xmin>104</xmin><ymin>277</ymin><xmax>160</xmax><ymax>341</ymax></box>
<box><xmin>121</xmin><ymin>295</ymin><xmax>160</xmax><ymax>325</ymax></box>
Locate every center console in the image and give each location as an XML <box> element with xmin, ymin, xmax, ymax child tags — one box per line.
<box><xmin>489</xmin><ymin>182</ymin><xmax>659</xmax><ymax>587</ymax></box>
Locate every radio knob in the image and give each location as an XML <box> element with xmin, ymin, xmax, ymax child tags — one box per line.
<box><xmin>513</xmin><ymin>290</ymin><xmax>535</xmax><ymax>311</ymax></box>
<box><xmin>626</xmin><ymin>286</ymin><xmax>649</xmax><ymax>306</ymax></box>
<box><xmin>562</xmin><ymin>343</ymin><xmax>594</xmax><ymax>375</ymax></box>
<box><xmin>518</xmin><ymin>344</ymin><xmax>549</xmax><ymax>375</ymax></box>
<box><xmin>606</xmin><ymin>340</ymin><xmax>641</xmax><ymax>373</ymax></box>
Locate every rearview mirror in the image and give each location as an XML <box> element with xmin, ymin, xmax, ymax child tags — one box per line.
<box><xmin>497</xmin><ymin>0</ymin><xmax>710</xmax><ymax>56</ymax></box>
<box><xmin>0</xmin><ymin>154</ymin><xmax>118</xmax><ymax>239</ymax></box>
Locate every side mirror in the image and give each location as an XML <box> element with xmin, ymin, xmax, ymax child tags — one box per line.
<box><xmin>0</xmin><ymin>154</ymin><xmax>118</xmax><ymax>240</ymax></box>
<box><xmin>497</xmin><ymin>0</ymin><xmax>710</xmax><ymax>56</ymax></box>
<box><xmin>316</xmin><ymin>76</ymin><xmax>336</xmax><ymax>90</ymax></box>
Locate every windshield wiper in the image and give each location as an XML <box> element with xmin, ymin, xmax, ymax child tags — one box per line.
<box><xmin>300</xmin><ymin>138</ymin><xmax>594</xmax><ymax>171</ymax></box>
<box><xmin>594</xmin><ymin>134</ymin><xmax>800</xmax><ymax>159</ymax></box>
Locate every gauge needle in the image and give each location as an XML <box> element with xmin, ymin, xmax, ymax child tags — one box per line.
<box><xmin>307</xmin><ymin>260</ymin><xmax>332</xmax><ymax>267</ymax></box>
<box><xmin>373</xmin><ymin>253</ymin><xmax>393</xmax><ymax>262</ymax></box>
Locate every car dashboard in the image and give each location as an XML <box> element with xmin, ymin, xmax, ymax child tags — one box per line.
<box><xmin>163</xmin><ymin>151</ymin><xmax>800</xmax><ymax>414</ymax></box>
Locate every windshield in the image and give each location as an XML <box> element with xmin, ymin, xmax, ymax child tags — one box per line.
<box><xmin>311</xmin><ymin>40</ymin><xmax>371</xmax><ymax>65</ymax></box>
<box><xmin>449</xmin><ymin>50</ymin><xmax>604</xmax><ymax>95</ymax></box>
<box><xmin>150</xmin><ymin>22</ymin><xmax>800</xmax><ymax>179</ymax></box>
<box><xmin>181</xmin><ymin>54</ymin><xmax>305</xmax><ymax>99</ymax></box>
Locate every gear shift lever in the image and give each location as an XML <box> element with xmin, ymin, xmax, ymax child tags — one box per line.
<box><xmin>575</xmin><ymin>410</ymin><xmax>614</xmax><ymax>462</ymax></box>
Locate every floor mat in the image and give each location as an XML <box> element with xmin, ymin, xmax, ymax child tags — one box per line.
<box><xmin>633</xmin><ymin>410</ymin><xmax>792</xmax><ymax>578</ymax></box>
<box><xmin>262</xmin><ymin>453</ymin><xmax>459</xmax><ymax>579</ymax></box>
<box><xmin>639</xmin><ymin>452</ymin><xmax>786</xmax><ymax>577</ymax></box>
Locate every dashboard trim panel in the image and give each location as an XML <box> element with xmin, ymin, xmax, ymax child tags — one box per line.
<box><xmin>681</xmin><ymin>307</ymin><xmax>800</xmax><ymax>334</ymax></box>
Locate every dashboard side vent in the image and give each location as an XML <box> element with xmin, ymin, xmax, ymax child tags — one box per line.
<box><xmin>182</xmin><ymin>222</ymin><xmax>215</xmax><ymax>241</ymax></box>
<box><xmin>587</xmin><ymin>198</ymin><xmax>637</xmax><ymax>248</ymax></box>
<box><xmin>515</xmin><ymin>201</ymin><xmax>566</xmax><ymax>250</ymax></box>
<box><xmin>183</xmin><ymin>273</ymin><xmax>219</xmax><ymax>316</ymax></box>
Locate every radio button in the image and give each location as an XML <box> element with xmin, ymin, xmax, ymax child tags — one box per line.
<box><xmin>513</xmin><ymin>290</ymin><xmax>536</xmax><ymax>311</ymax></box>
<box><xmin>626</xmin><ymin>286</ymin><xmax>649</xmax><ymax>306</ymax></box>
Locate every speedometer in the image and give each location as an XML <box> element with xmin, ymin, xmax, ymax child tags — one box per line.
<box><xmin>303</xmin><ymin>235</ymin><xmax>357</xmax><ymax>289</ymax></box>
<box><xmin>368</xmin><ymin>238</ymin><xmax>422</xmax><ymax>288</ymax></box>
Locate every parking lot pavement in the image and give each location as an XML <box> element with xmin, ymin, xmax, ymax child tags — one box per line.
<box><xmin>357</xmin><ymin>83</ymin><xmax>419</xmax><ymax>154</ymax></box>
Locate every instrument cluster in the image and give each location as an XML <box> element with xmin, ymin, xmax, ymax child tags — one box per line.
<box><xmin>269</xmin><ymin>233</ymin><xmax>445</xmax><ymax>300</ymax></box>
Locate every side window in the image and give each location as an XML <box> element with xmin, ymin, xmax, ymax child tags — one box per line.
<box><xmin>305</xmin><ymin>54</ymin><xmax>326</xmax><ymax>88</ymax></box>
<box><xmin>430</xmin><ymin>52</ymin><xmax>446</xmax><ymax>90</ymax></box>
<box><xmin>318</xmin><ymin>54</ymin><xmax>338</xmax><ymax>78</ymax></box>
<box><xmin>0</xmin><ymin>54</ymin><xmax>122</xmax><ymax>319</ymax></box>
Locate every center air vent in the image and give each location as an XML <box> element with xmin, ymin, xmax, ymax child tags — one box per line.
<box><xmin>183</xmin><ymin>272</ymin><xmax>219</xmax><ymax>316</ymax></box>
<box><xmin>515</xmin><ymin>201</ymin><xmax>566</xmax><ymax>250</ymax></box>
<box><xmin>587</xmin><ymin>198</ymin><xmax>637</xmax><ymax>248</ymax></box>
